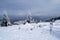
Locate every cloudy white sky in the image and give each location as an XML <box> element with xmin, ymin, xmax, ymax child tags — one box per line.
<box><xmin>0</xmin><ymin>0</ymin><xmax>60</xmax><ymax>17</ymax></box>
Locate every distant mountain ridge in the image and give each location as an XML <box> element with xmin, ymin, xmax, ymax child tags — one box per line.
<box><xmin>46</xmin><ymin>16</ymin><xmax>60</xmax><ymax>22</ymax></box>
<box><xmin>0</xmin><ymin>16</ymin><xmax>60</xmax><ymax>23</ymax></box>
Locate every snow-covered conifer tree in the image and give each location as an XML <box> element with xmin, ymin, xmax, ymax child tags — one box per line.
<box><xmin>1</xmin><ymin>11</ymin><xmax>11</xmax><ymax>26</ymax></box>
<box><xmin>26</xmin><ymin>10</ymin><xmax>32</xmax><ymax>23</ymax></box>
<box><xmin>50</xmin><ymin>19</ymin><xmax>54</xmax><ymax>33</ymax></box>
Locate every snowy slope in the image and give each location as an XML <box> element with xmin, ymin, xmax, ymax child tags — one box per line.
<box><xmin>0</xmin><ymin>22</ymin><xmax>60</xmax><ymax>40</ymax></box>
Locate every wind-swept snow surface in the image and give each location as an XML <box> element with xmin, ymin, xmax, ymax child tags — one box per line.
<box><xmin>0</xmin><ymin>22</ymin><xmax>60</xmax><ymax>40</ymax></box>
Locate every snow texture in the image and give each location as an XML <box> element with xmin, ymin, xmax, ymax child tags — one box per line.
<box><xmin>0</xmin><ymin>22</ymin><xmax>60</xmax><ymax>40</ymax></box>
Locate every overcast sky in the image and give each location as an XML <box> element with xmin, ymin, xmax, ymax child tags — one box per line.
<box><xmin>0</xmin><ymin>0</ymin><xmax>60</xmax><ymax>17</ymax></box>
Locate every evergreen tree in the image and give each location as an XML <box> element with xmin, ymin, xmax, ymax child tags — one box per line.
<box><xmin>1</xmin><ymin>14</ymin><xmax>8</xmax><ymax>26</ymax></box>
<box><xmin>1</xmin><ymin>11</ymin><xmax>11</xmax><ymax>26</ymax></box>
<box><xmin>26</xmin><ymin>10</ymin><xmax>32</xmax><ymax>23</ymax></box>
<box><xmin>50</xmin><ymin>19</ymin><xmax>54</xmax><ymax>33</ymax></box>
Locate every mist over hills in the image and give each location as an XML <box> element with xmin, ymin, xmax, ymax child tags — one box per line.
<box><xmin>0</xmin><ymin>15</ymin><xmax>59</xmax><ymax>23</ymax></box>
<box><xmin>0</xmin><ymin>15</ymin><xmax>60</xmax><ymax>24</ymax></box>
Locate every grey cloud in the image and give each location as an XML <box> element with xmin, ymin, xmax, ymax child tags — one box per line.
<box><xmin>0</xmin><ymin>0</ymin><xmax>60</xmax><ymax>17</ymax></box>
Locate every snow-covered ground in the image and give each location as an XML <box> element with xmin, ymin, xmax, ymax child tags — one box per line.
<box><xmin>0</xmin><ymin>21</ymin><xmax>60</xmax><ymax>40</ymax></box>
